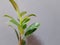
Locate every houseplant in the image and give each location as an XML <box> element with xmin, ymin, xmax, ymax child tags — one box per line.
<box><xmin>4</xmin><ymin>0</ymin><xmax>40</xmax><ymax>45</ymax></box>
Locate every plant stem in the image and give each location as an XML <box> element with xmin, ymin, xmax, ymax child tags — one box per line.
<box><xmin>18</xmin><ymin>34</ymin><xmax>22</xmax><ymax>45</ymax></box>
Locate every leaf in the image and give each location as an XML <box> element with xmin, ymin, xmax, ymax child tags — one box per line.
<box><xmin>21</xmin><ymin>14</ymin><xmax>36</xmax><ymax>29</ymax></box>
<box><xmin>9</xmin><ymin>0</ymin><xmax>19</xmax><ymax>11</ymax></box>
<box><xmin>10</xmin><ymin>19</ymin><xmax>19</xmax><ymax>26</ymax></box>
<box><xmin>9</xmin><ymin>25</ymin><xmax>19</xmax><ymax>41</ymax></box>
<box><xmin>25</xmin><ymin>23</ymin><xmax>40</xmax><ymax>37</ymax></box>
<box><xmin>28</xmin><ymin>14</ymin><xmax>36</xmax><ymax>17</ymax></box>
<box><xmin>9</xmin><ymin>0</ymin><xmax>21</xmax><ymax>19</ymax></box>
<box><xmin>22</xmin><ymin>17</ymin><xmax>30</xmax><ymax>24</ymax></box>
<box><xmin>20</xmin><ymin>11</ymin><xmax>27</xmax><ymax>17</ymax></box>
<box><xmin>4</xmin><ymin>14</ymin><xmax>13</xmax><ymax>19</ymax></box>
<box><xmin>4</xmin><ymin>14</ymin><xmax>20</xmax><ymax>27</ymax></box>
<box><xmin>21</xmin><ymin>17</ymin><xmax>30</xmax><ymax>29</ymax></box>
<box><xmin>22</xmin><ymin>24</ymin><xmax>27</xmax><ymax>29</ymax></box>
<box><xmin>10</xmin><ymin>19</ymin><xmax>24</xmax><ymax>34</ymax></box>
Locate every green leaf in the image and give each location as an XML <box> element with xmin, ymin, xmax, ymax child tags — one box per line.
<box><xmin>22</xmin><ymin>17</ymin><xmax>30</xmax><ymax>24</ymax></box>
<box><xmin>9</xmin><ymin>0</ymin><xmax>21</xmax><ymax>19</ymax></box>
<box><xmin>25</xmin><ymin>23</ymin><xmax>40</xmax><ymax>37</ymax></box>
<box><xmin>9</xmin><ymin>25</ymin><xmax>19</xmax><ymax>41</ymax></box>
<box><xmin>22</xmin><ymin>24</ymin><xmax>27</xmax><ymax>29</ymax></box>
<box><xmin>4</xmin><ymin>14</ymin><xmax>13</xmax><ymax>19</ymax></box>
<box><xmin>4</xmin><ymin>14</ymin><xmax>20</xmax><ymax>27</ymax></box>
<box><xmin>20</xmin><ymin>11</ymin><xmax>27</xmax><ymax>17</ymax></box>
<box><xmin>21</xmin><ymin>14</ymin><xmax>36</xmax><ymax>29</ymax></box>
<box><xmin>28</xmin><ymin>14</ymin><xmax>36</xmax><ymax>17</ymax></box>
<box><xmin>23</xmin><ymin>14</ymin><xmax>36</xmax><ymax>20</ymax></box>
<box><xmin>10</xmin><ymin>19</ymin><xmax>19</xmax><ymax>26</ymax></box>
<box><xmin>9</xmin><ymin>0</ymin><xmax>19</xmax><ymax>11</ymax></box>
<box><xmin>21</xmin><ymin>17</ymin><xmax>30</xmax><ymax>29</ymax></box>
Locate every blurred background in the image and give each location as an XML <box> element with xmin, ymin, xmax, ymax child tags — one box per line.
<box><xmin>0</xmin><ymin>0</ymin><xmax>58</xmax><ymax>45</ymax></box>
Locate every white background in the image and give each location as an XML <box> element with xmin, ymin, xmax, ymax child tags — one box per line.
<box><xmin>0</xmin><ymin>0</ymin><xmax>58</xmax><ymax>45</ymax></box>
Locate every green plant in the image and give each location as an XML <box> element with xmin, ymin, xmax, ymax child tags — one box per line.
<box><xmin>4</xmin><ymin>0</ymin><xmax>40</xmax><ymax>45</ymax></box>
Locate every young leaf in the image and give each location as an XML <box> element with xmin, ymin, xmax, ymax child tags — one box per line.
<box><xmin>23</xmin><ymin>14</ymin><xmax>36</xmax><ymax>19</ymax></box>
<box><xmin>21</xmin><ymin>24</ymin><xmax>27</xmax><ymax>29</ymax></box>
<box><xmin>28</xmin><ymin>14</ymin><xmax>36</xmax><ymax>17</ymax></box>
<box><xmin>9</xmin><ymin>0</ymin><xmax>19</xmax><ymax>11</ymax></box>
<box><xmin>9</xmin><ymin>25</ymin><xmax>19</xmax><ymax>41</ymax></box>
<box><xmin>21</xmin><ymin>14</ymin><xmax>36</xmax><ymax>24</ymax></box>
<box><xmin>22</xmin><ymin>17</ymin><xmax>30</xmax><ymax>24</ymax></box>
<box><xmin>20</xmin><ymin>11</ymin><xmax>27</xmax><ymax>17</ymax></box>
<box><xmin>21</xmin><ymin>17</ymin><xmax>30</xmax><ymax>29</ymax></box>
<box><xmin>4</xmin><ymin>14</ymin><xmax>13</xmax><ymax>19</ymax></box>
<box><xmin>20</xmin><ymin>13</ymin><xmax>36</xmax><ymax>29</ymax></box>
<box><xmin>10</xmin><ymin>19</ymin><xmax>19</xmax><ymax>26</ymax></box>
<box><xmin>4</xmin><ymin>14</ymin><xmax>20</xmax><ymax>27</ymax></box>
<box><xmin>9</xmin><ymin>0</ymin><xmax>21</xmax><ymax>18</ymax></box>
<box><xmin>21</xmin><ymin>14</ymin><xmax>36</xmax><ymax>25</ymax></box>
<box><xmin>25</xmin><ymin>23</ymin><xmax>40</xmax><ymax>37</ymax></box>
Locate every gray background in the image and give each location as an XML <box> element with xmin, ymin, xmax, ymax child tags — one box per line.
<box><xmin>0</xmin><ymin>0</ymin><xmax>58</xmax><ymax>45</ymax></box>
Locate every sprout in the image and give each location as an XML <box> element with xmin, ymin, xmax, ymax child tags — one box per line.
<box><xmin>4</xmin><ymin>0</ymin><xmax>40</xmax><ymax>45</ymax></box>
